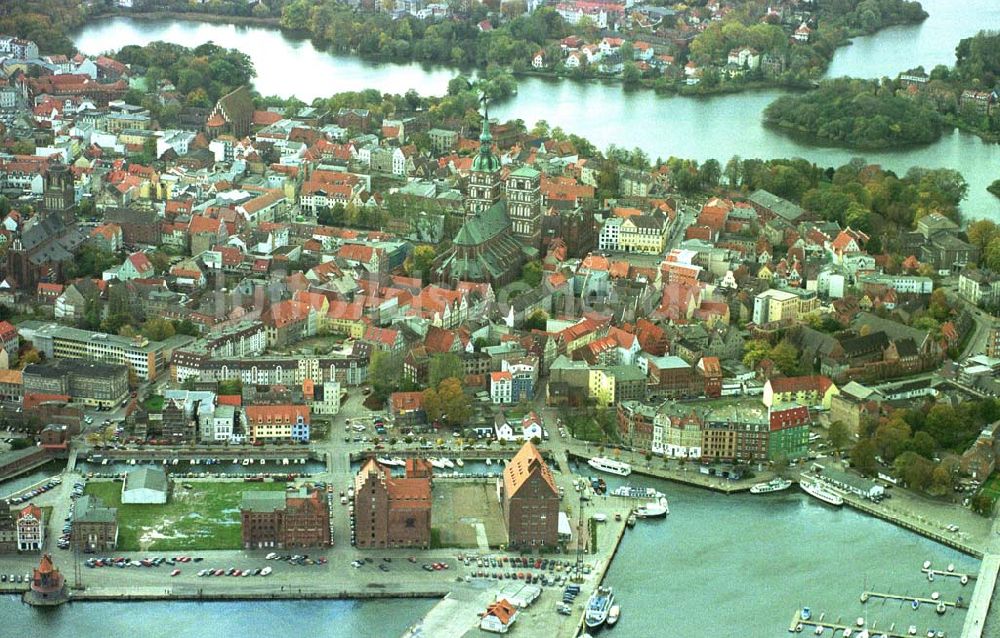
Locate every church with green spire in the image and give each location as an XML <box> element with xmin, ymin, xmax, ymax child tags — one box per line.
<box><xmin>433</xmin><ymin>99</ymin><xmax>541</xmax><ymax>288</ymax></box>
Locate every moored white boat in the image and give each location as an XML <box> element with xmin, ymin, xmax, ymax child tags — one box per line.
<box><xmin>607</xmin><ymin>604</ymin><xmax>620</xmax><ymax>626</ymax></box>
<box><xmin>428</xmin><ymin>458</ymin><xmax>447</xmax><ymax>469</ymax></box>
<box><xmin>439</xmin><ymin>457</ymin><xmax>455</xmax><ymax>469</ymax></box>
<box><xmin>749</xmin><ymin>478</ymin><xmax>792</xmax><ymax>494</ymax></box>
<box><xmin>584</xmin><ymin>586</ymin><xmax>614</xmax><ymax>628</ymax></box>
<box><xmin>610</xmin><ymin>485</ymin><xmax>664</xmax><ymax>499</ymax></box>
<box><xmin>587</xmin><ymin>457</ymin><xmax>632</xmax><ymax>477</ymax></box>
<box><xmin>455</xmin><ymin>458</ymin><xmax>464</xmax><ymax>467</ymax></box>
<box><xmin>800</xmin><ymin>479</ymin><xmax>844</xmax><ymax>506</ymax></box>
<box><xmin>634</xmin><ymin>496</ymin><xmax>668</xmax><ymax>518</ymax></box>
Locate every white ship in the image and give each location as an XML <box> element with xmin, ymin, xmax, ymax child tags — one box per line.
<box><xmin>587</xmin><ymin>457</ymin><xmax>632</xmax><ymax>477</ymax></box>
<box><xmin>749</xmin><ymin>478</ymin><xmax>793</xmax><ymax>494</ymax></box>
<box><xmin>428</xmin><ymin>458</ymin><xmax>448</xmax><ymax>469</ymax></box>
<box><xmin>584</xmin><ymin>586</ymin><xmax>615</xmax><ymax>628</ymax></box>
<box><xmin>800</xmin><ymin>479</ymin><xmax>844</xmax><ymax>506</ymax></box>
<box><xmin>634</xmin><ymin>497</ymin><xmax>669</xmax><ymax>519</ymax></box>
<box><xmin>610</xmin><ymin>485</ymin><xmax>664</xmax><ymax>500</ymax></box>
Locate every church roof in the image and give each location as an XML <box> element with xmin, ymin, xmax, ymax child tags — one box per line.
<box><xmin>453</xmin><ymin>201</ymin><xmax>510</xmax><ymax>247</ymax></box>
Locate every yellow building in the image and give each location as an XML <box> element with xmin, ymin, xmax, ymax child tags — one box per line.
<box><xmin>752</xmin><ymin>288</ymin><xmax>819</xmax><ymax>325</ymax></box>
<box><xmin>588</xmin><ymin>368</ymin><xmax>616</xmax><ymax>407</ymax></box>
<box><xmin>618</xmin><ymin>215</ymin><xmax>668</xmax><ymax>254</ymax></box>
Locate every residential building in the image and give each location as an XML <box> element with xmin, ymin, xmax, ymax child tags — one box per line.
<box><xmin>353</xmin><ymin>458</ymin><xmax>432</xmax><ymax>549</ymax></box>
<box><xmin>499</xmin><ymin>442</ymin><xmax>559</xmax><ymax>549</ymax></box>
<box><xmin>752</xmin><ymin>288</ymin><xmax>819</xmax><ymax>326</ymax></box>
<box><xmin>16</xmin><ymin>504</ymin><xmax>43</xmax><ymax>551</ymax></box>
<box><xmin>17</xmin><ymin>321</ymin><xmax>194</xmax><ymax>382</ymax></box>
<box><xmin>244</xmin><ymin>405</ymin><xmax>311</xmax><ymax>443</ymax></box>
<box><xmin>762</xmin><ymin>376</ymin><xmax>839</xmax><ymax>409</ymax></box>
<box><xmin>490</xmin><ymin>371</ymin><xmax>513</xmax><ymax>404</ymax></box>
<box><xmin>618</xmin><ymin>214</ymin><xmax>668</xmax><ymax>254</ymax></box>
<box><xmin>72</xmin><ymin>495</ymin><xmax>118</xmax><ymax>551</ymax></box>
<box><xmin>22</xmin><ymin>359</ymin><xmax>129</xmax><ymax>408</ymax></box>
<box><xmin>240</xmin><ymin>488</ymin><xmax>331</xmax><ymax>549</ymax></box>
<box><xmin>958</xmin><ymin>268</ymin><xmax>1000</xmax><ymax>306</ymax></box>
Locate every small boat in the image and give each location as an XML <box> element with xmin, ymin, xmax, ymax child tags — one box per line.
<box><xmin>607</xmin><ymin>604</ymin><xmax>620</xmax><ymax>626</ymax></box>
<box><xmin>928</xmin><ymin>572</ymin><xmax>935</xmax><ymax>582</ymax></box>
<box><xmin>844</xmin><ymin>628</ymin><xmax>852</xmax><ymax>637</ymax></box>
<box><xmin>587</xmin><ymin>457</ymin><xmax>632</xmax><ymax>477</ymax></box>
<box><xmin>800</xmin><ymin>479</ymin><xmax>844</xmax><ymax>506</ymax></box>
<box><xmin>750</xmin><ymin>478</ymin><xmax>793</xmax><ymax>494</ymax></box>
<box><xmin>908</xmin><ymin>626</ymin><xmax>917</xmax><ymax>636</ymax></box>
<box><xmin>935</xmin><ymin>602</ymin><xmax>946</xmax><ymax>615</ymax></box>
<box><xmin>439</xmin><ymin>457</ymin><xmax>455</xmax><ymax>469</ymax></box>
<box><xmin>947</xmin><ymin>563</ymin><xmax>955</xmax><ymax>572</ymax></box>
<box><xmin>815</xmin><ymin>626</ymin><xmax>825</xmax><ymax>635</ymax></box>
<box><xmin>931</xmin><ymin>592</ymin><xmax>940</xmax><ymax>601</ymax></box>
<box><xmin>634</xmin><ymin>497</ymin><xmax>669</xmax><ymax>519</ymax></box>
<box><xmin>856</xmin><ymin>617</ymin><xmax>865</xmax><ymax>627</ymax></box>
<box><xmin>801</xmin><ymin>607</ymin><xmax>812</xmax><ymax>621</ymax></box>
<box><xmin>584</xmin><ymin>586</ymin><xmax>614</xmax><ymax>628</ymax></box>
<box><xmin>858</xmin><ymin>631</ymin><xmax>870</xmax><ymax>638</ymax></box>
<box><xmin>626</xmin><ymin>513</ymin><xmax>636</xmax><ymax>528</ymax></box>
<box><xmin>923</xmin><ymin>560</ymin><xmax>932</xmax><ymax>569</ymax></box>
<box><xmin>926</xmin><ymin>631</ymin><xmax>935</xmax><ymax>638</ymax></box>
<box><xmin>485</xmin><ymin>458</ymin><xmax>492</xmax><ymax>466</ymax></box>
<box><xmin>912</xmin><ymin>600</ymin><xmax>920</xmax><ymax>610</ymax></box>
<box><xmin>390</xmin><ymin>458</ymin><xmax>405</xmax><ymax>466</ymax></box>
<box><xmin>428</xmin><ymin>458</ymin><xmax>447</xmax><ymax>470</ymax></box>
<box><xmin>455</xmin><ymin>458</ymin><xmax>464</xmax><ymax>467</ymax></box>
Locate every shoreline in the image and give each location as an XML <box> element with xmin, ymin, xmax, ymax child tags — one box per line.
<box><xmin>565</xmin><ymin>450</ymin><xmax>985</xmax><ymax>558</ymax></box>
<box><xmin>85</xmin><ymin>10</ymin><xmax>280</xmax><ymax>29</ymax></box>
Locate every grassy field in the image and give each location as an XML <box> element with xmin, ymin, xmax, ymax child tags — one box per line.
<box><xmin>979</xmin><ymin>471</ymin><xmax>1000</xmax><ymax>500</ymax></box>
<box><xmin>432</xmin><ymin>482</ymin><xmax>507</xmax><ymax>549</ymax></box>
<box><xmin>84</xmin><ymin>480</ymin><xmax>286</xmax><ymax>551</ymax></box>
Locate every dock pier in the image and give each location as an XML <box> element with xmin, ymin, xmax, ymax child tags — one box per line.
<box><xmin>920</xmin><ymin>567</ymin><xmax>975</xmax><ymax>584</ymax></box>
<box><xmin>861</xmin><ymin>590</ymin><xmax>962</xmax><ymax>609</ymax></box>
<box><xmin>788</xmin><ymin>611</ymin><xmax>907</xmax><ymax>637</ymax></box>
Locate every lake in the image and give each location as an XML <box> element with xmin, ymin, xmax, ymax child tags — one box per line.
<box><xmin>70</xmin><ymin>0</ymin><xmax>1000</xmax><ymax>219</ymax></box>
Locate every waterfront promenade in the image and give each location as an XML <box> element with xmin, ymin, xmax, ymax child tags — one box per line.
<box><xmin>961</xmin><ymin>512</ymin><xmax>1000</xmax><ymax>637</ymax></box>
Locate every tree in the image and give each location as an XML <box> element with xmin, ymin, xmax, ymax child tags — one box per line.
<box><xmin>20</xmin><ymin>348</ymin><xmax>41</xmax><ymax>367</ymax></box>
<box><xmin>404</xmin><ymin>245</ymin><xmax>436</xmax><ymax>283</ymax></box>
<box><xmin>523</xmin><ymin>309</ymin><xmax>548</xmax><ymax>331</ymax></box>
<box><xmin>828</xmin><ymin>420</ymin><xmax>851</xmax><ymax>453</ymax></box>
<box><xmin>428</xmin><ymin>353</ymin><xmax>463</xmax><ymax>387</ymax></box>
<box><xmin>742</xmin><ymin>339</ymin><xmax>771</xmax><ymax>368</ymax></box>
<box><xmin>141</xmin><ymin>318</ymin><xmax>176</xmax><ymax>341</ymax></box>
<box><xmin>369</xmin><ymin>350</ymin><xmax>402</xmax><ymax>402</ymax></box>
<box><xmin>894</xmin><ymin>451</ymin><xmax>934</xmax><ymax>491</ymax></box>
<box><xmin>849</xmin><ymin>439</ymin><xmax>879</xmax><ymax>476</ymax></box>
<box><xmin>768</xmin><ymin>341</ymin><xmax>800</xmax><ymax>375</ymax></box>
<box><xmin>622</xmin><ymin>63</ymin><xmax>641</xmax><ymax>86</ymax></box>
<box><xmin>971</xmin><ymin>493</ymin><xmax>996</xmax><ymax>517</ymax></box>
<box><xmin>967</xmin><ymin>219</ymin><xmax>999</xmax><ymax>252</ymax></box>
<box><xmin>520</xmin><ymin>260</ymin><xmax>543</xmax><ymax>287</ymax></box>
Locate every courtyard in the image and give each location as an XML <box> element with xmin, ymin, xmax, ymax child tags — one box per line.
<box><xmin>431</xmin><ymin>481</ymin><xmax>507</xmax><ymax>550</ymax></box>
<box><xmin>83</xmin><ymin>479</ymin><xmax>287</xmax><ymax>551</ymax></box>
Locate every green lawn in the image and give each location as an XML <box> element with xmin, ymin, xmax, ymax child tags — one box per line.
<box><xmin>979</xmin><ymin>471</ymin><xmax>1000</xmax><ymax>500</ymax></box>
<box><xmin>84</xmin><ymin>480</ymin><xmax>286</xmax><ymax>551</ymax></box>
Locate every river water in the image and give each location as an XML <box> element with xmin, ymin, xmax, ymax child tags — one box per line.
<box><xmin>42</xmin><ymin>6</ymin><xmax>1000</xmax><ymax>635</ymax></box>
<box><xmin>71</xmin><ymin>0</ymin><xmax>1000</xmax><ymax>220</ymax></box>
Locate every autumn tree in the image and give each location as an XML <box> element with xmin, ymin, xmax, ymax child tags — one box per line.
<box><xmin>849</xmin><ymin>439</ymin><xmax>879</xmax><ymax>476</ymax></box>
<box><xmin>142</xmin><ymin>318</ymin><xmax>176</xmax><ymax>341</ymax></box>
<box><xmin>828</xmin><ymin>420</ymin><xmax>852</xmax><ymax>453</ymax></box>
<box><xmin>428</xmin><ymin>353</ymin><xmax>463</xmax><ymax>387</ymax></box>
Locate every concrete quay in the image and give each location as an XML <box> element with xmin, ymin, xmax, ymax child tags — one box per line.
<box><xmin>960</xmin><ymin>512</ymin><xmax>1000</xmax><ymax>638</ymax></box>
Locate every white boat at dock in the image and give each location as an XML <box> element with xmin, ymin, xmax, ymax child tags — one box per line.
<box><xmin>634</xmin><ymin>497</ymin><xmax>669</xmax><ymax>519</ymax></box>
<box><xmin>439</xmin><ymin>457</ymin><xmax>455</xmax><ymax>469</ymax></box>
<box><xmin>607</xmin><ymin>604</ymin><xmax>620</xmax><ymax>626</ymax></box>
<box><xmin>800</xmin><ymin>478</ymin><xmax>844</xmax><ymax>507</ymax></box>
<box><xmin>610</xmin><ymin>485</ymin><xmax>664</xmax><ymax>500</ymax></box>
<box><xmin>750</xmin><ymin>478</ymin><xmax>792</xmax><ymax>494</ymax></box>
<box><xmin>587</xmin><ymin>457</ymin><xmax>632</xmax><ymax>477</ymax></box>
<box><xmin>455</xmin><ymin>458</ymin><xmax>464</xmax><ymax>467</ymax></box>
<box><xmin>429</xmin><ymin>458</ymin><xmax>448</xmax><ymax>470</ymax></box>
<box><xmin>584</xmin><ymin>586</ymin><xmax>614</xmax><ymax>628</ymax></box>
<box><xmin>485</xmin><ymin>459</ymin><xmax>492</xmax><ymax>466</ymax></box>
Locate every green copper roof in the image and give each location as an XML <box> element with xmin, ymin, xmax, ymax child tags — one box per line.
<box><xmin>473</xmin><ymin>110</ymin><xmax>500</xmax><ymax>173</ymax></box>
<box><xmin>510</xmin><ymin>166</ymin><xmax>540</xmax><ymax>178</ymax></box>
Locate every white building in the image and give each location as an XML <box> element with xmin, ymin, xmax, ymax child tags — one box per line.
<box><xmin>598</xmin><ymin>217</ymin><xmax>622</xmax><ymax>251</ymax></box>
<box><xmin>121</xmin><ymin>467</ymin><xmax>168</xmax><ymax>504</ymax></box>
<box><xmin>490</xmin><ymin>371</ymin><xmax>513</xmax><ymax>404</ymax></box>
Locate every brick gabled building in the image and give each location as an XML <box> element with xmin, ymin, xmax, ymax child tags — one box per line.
<box><xmin>499</xmin><ymin>442</ymin><xmax>559</xmax><ymax>549</ymax></box>
<box><xmin>240</xmin><ymin>488</ymin><xmax>331</xmax><ymax>549</ymax></box>
<box><xmin>353</xmin><ymin>458</ymin><xmax>432</xmax><ymax>549</ymax></box>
